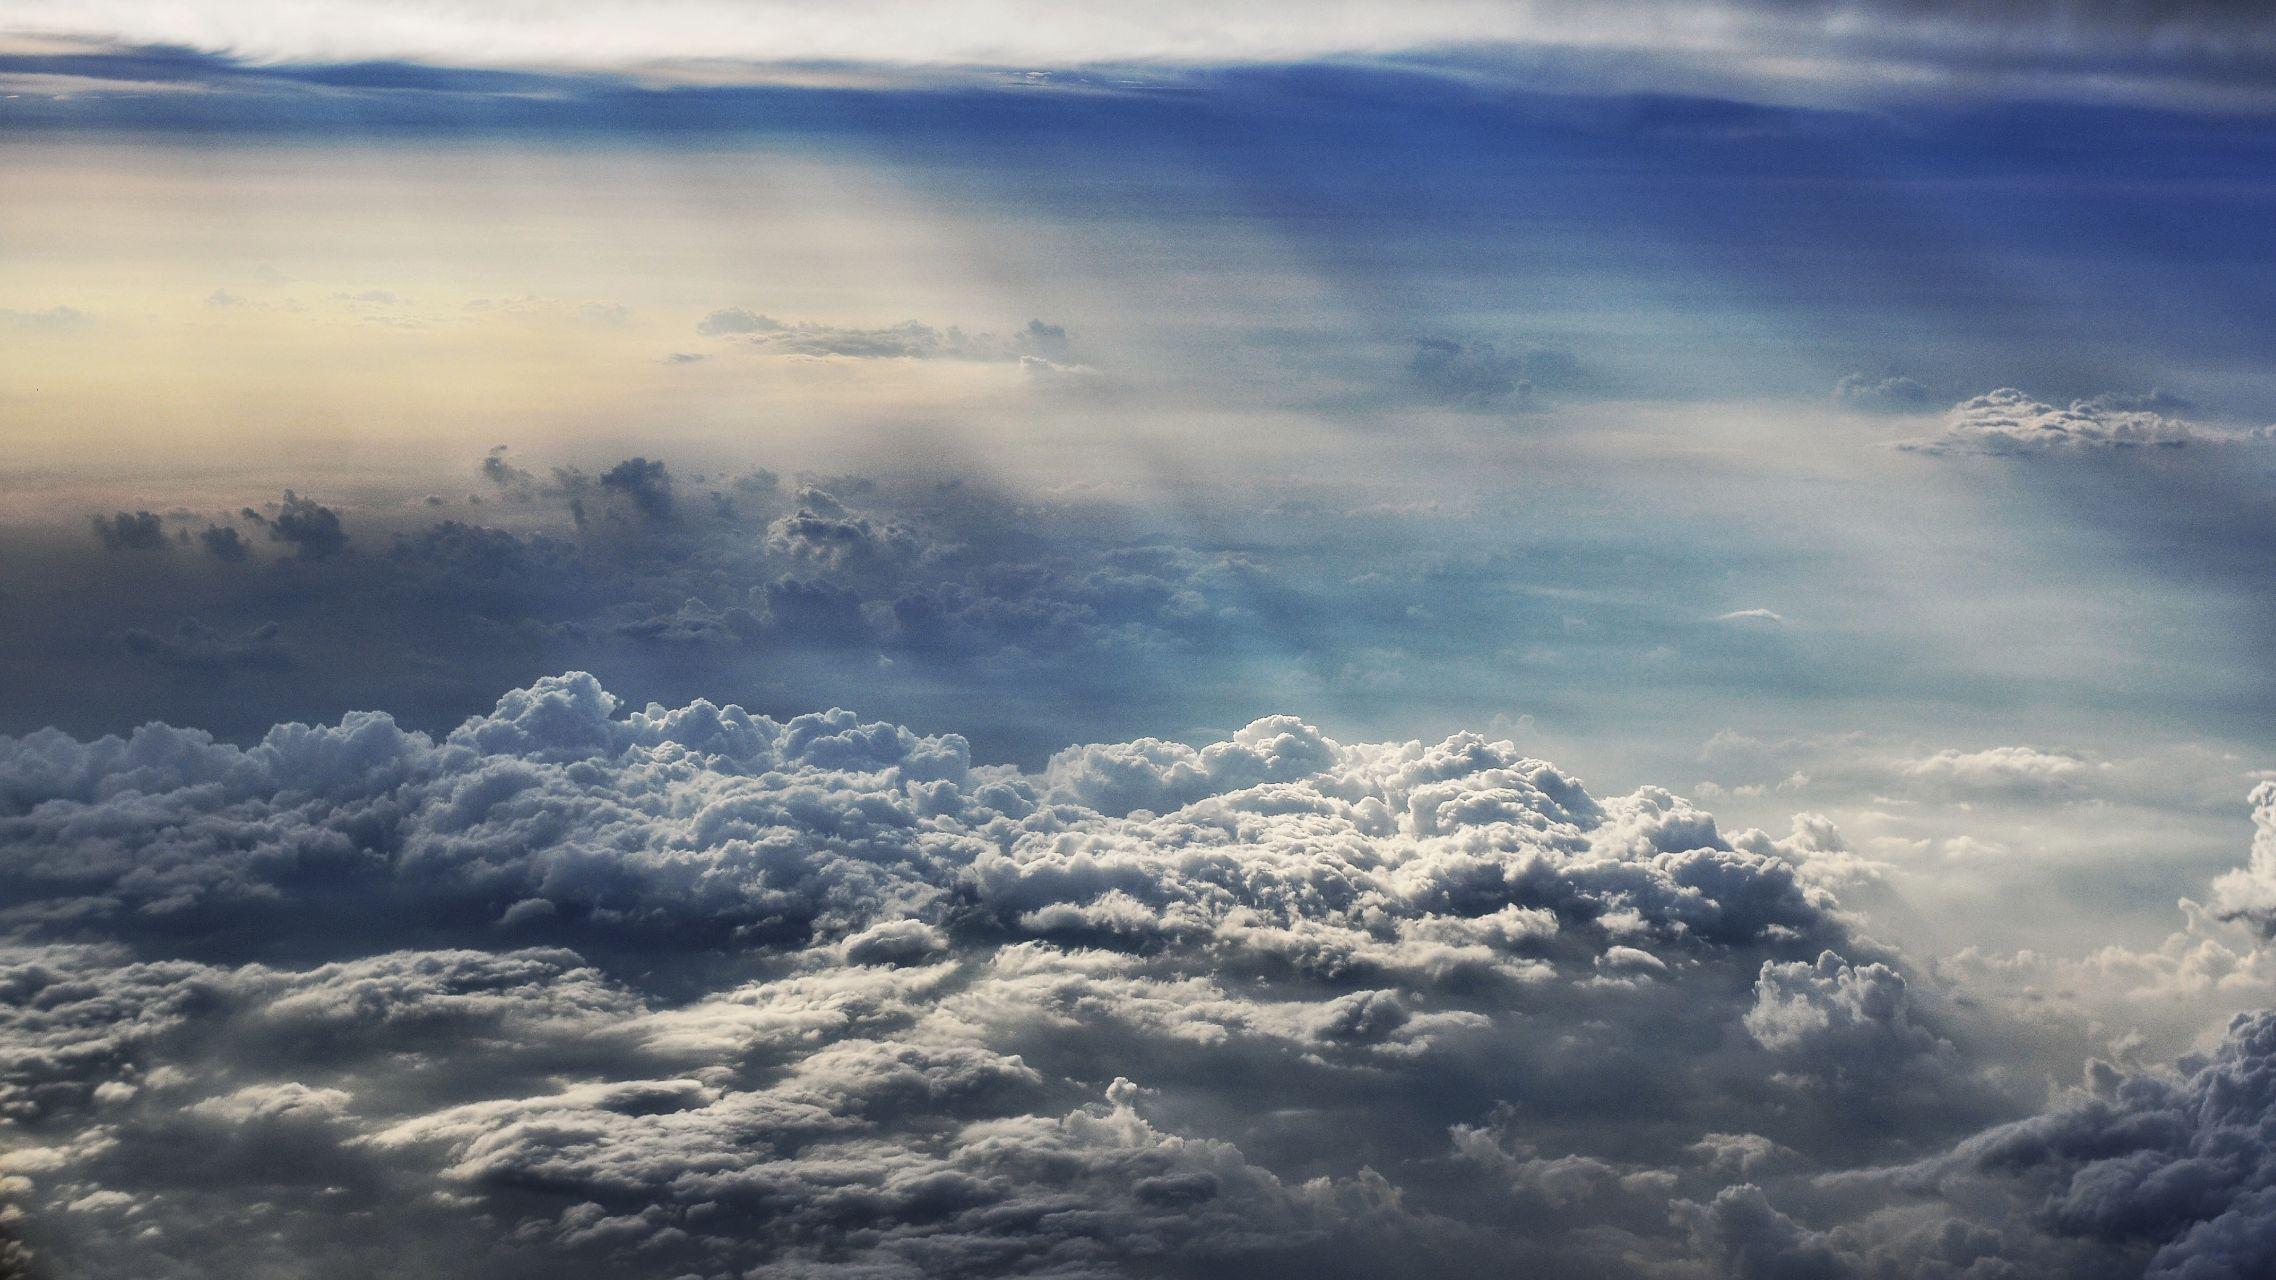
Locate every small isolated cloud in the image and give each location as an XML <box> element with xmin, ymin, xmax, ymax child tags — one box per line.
<box><xmin>1716</xmin><ymin>608</ymin><xmax>1786</xmax><ymax>625</ymax></box>
<box><xmin>597</xmin><ymin>457</ymin><xmax>674</xmax><ymax>522</ymax></box>
<box><xmin>1407</xmin><ymin>338</ymin><xmax>1582</xmax><ymax>410</ymax></box>
<box><xmin>694</xmin><ymin>306</ymin><xmax>783</xmax><ymax>336</ymax></box>
<box><xmin>90</xmin><ymin>510</ymin><xmax>167</xmax><ymax>551</ymax></box>
<box><xmin>1832</xmin><ymin>372</ymin><xmax>1929</xmax><ymax>413</ymax></box>
<box><xmin>241</xmin><ymin>491</ymin><xmax>349</xmax><ymax>560</ymax></box>
<box><xmin>480</xmin><ymin>444</ymin><xmax>534</xmax><ymax>492</ymax></box>
<box><xmin>1015</xmin><ymin>318</ymin><xmax>1071</xmax><ymax>361</ymax></box>
<box><xmin>0</xmin><ymin>305</ymin><xmax>92</xmax><ymax>331</ymax></box>
<box><xmin>119</xmin><ymin>618</ymin><xmax>288</xmax><ymax>671</ymax></box>
<box><xmin>1899</xmin><ymin>387</ymin><xmax>2258</xmax><ymax>456</ymax></box>
<box><xmin>698</xmin><ymin>307</ymin><xmax>1075</xmax><ymax>362</ymax></box>
<box><xmin>198</xmin><ymin>524</ymin><xmax>249</xmax><ymax>562</ymax></box>
<box><xmin>1899</xmin><ymin>745</ymin><xmax>2096</xmax><ymax>798</ymax></box>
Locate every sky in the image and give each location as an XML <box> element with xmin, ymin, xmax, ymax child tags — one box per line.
<box><xmin>3</xmin><ymin>4</ymin><xmax>2276</xmax><ymax>1278</ymax></box>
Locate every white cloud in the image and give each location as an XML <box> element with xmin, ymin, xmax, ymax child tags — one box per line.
<box><xmin>6</xmin><ymin>2</ymin><xmax>2273</xmax><ymax>105</ymax></box>
<box><xmin>0</xmin><ymin>674</ymin><xmax>2271</xmax><ymax>1276</ymax></box>
<box><xmin>1900</xmin><ymin>387</ymin><xmax>2266</xmax><ymax>456</ymax></box>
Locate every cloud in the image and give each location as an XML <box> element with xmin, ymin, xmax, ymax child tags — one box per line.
<box><xmin>1745</xmin><ymin>951</ymin><xmax>1952</xmax><ymax>1086</ymax></box>
<box><xmin>2209</xmin><ymin>783</ymin><xmax>2276</xmax><ymax>934</ymax></box>
<box><xmin>240</xmin><ymin>491</ymin><xmax>349</xmax><ymax>559</ymax></box>
<box><xmin>1898</xmin><ymin>388</ymin><xmax>2261</xmax><ymax>456</ymax></box>
<box><xmin>1899</xmin><ymin>745</ymin><xmax>2097</xmax><ymax>798</ymax></box>
<box><xmin>197</xmin><ymin>524</ymin><xmax>250</xmax><ymax>562</ymax></box>
<box><xmin>1406</xmin><ymin>338</ymin><xmax>1583</xmax><ymax>410</ymax></box>
<box><xmin>0</xmin><ymin>671</ymin><xmax>1992</xmax><ymax>1277</ymax></box>
<box><xmin>1832</xmin><ymin>372</ymin><xmax>1930</xmax><ymax>413</ymax></box>
<box><xmin>480</xmin><ymin>444</ymin><xmax>535</xmax><ymax>492</ymax></box>
<box><xmin>1870</xmin><ymin>1004</ymin><xmax>2276</xmax><ymax>1278</ymax></box>
<box><xmin>0</xmin><ymin>305</ymin><xmax>92</xmax><ymax>332</ymax></box>
<box><xmin>699</xmin><ymin>310</ymin><xmax>1075</xmax><ymax>362</ymax></box>
<box><xmin>4</xmin><ymin>674</ymin><xmax>2276</xmax><ymax>1275</ymax></box>
<box><xmin>118</xmin><ymin>618</ymin><xmax>288</xmax><ymax>671</ymax></box>
<box><xmin>6</xmin><ymin>2</ymin><xmax>2275</xmax><ymax>108</ymax></box>
<box><xmin>597</xmin><ymin>457</ymin><xmax>674</xmax><ymax>522</ymax></box>
<box><xmin>89</xmin><ymin>511</ymin><xmax>166</xmax><ymax>552</ymax></box>
<box><xmin>694</xmin><ymin>306</ymin><xmax>782</xmax><ymax>336</ymax></box>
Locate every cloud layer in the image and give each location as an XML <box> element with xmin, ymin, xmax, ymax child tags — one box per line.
<box><xmin>1</xmin><ymin>675</ymin><xmax>2272</xmax><ymax>1276</ymax></box>
<box><xmin>8</xmin><ymin>2</ymin><xmax>2276</xmax><ymax>107</ymax></box>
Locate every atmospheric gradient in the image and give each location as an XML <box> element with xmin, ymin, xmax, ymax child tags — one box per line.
<box><xmin>3</xmin><ymin>4</ymin><xmax>2276</xmax><ymax>1278</ymax></box>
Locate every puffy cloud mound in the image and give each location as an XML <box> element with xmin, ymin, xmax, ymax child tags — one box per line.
<box><xmin>0</xmin><ymin>674</ymin><xmax>2259</xmax><ymax>1277</ymax></box>
<box><xmin>1880</xmin><ymin>1005</ymin><xmax>2276</xmax><ymax>1280</ymax></box>
<box><xmin>2210</xmin><ymin>782</ymin><xmax>2276</xmax><ymax>933</ymax></box>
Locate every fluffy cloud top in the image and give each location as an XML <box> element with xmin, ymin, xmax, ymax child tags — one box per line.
<box><xmin>0</xmin><ymin>676</ymin><xmax>2270</xmax><ymax>1277</ymax></box>
<box><xmin>0</xmin><ymin>675</ymin><xmax>1852</xmax><ymax>1275</ymax></box>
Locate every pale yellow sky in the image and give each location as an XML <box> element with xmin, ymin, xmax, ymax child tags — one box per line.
<box><xmin>0</xmin><ymin>136</ymin><xmax>1365</xmax><ymax>499</ymax></box>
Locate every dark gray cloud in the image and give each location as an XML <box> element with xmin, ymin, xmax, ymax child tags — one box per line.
<box><xmin>241</xmin><ymin>490</ymin><xmax>350</xmax><ymax>559</ymax></box>
<box><xmin>481</xmin><ymin>444</ymin><xmax>536</xmax><ymax>492</ymax></box>
<box><xmin>197</xmin><ymin>524</ymin><xmax>250</xmax><ymax>562</ymax></box>
<box><xmin>89</xmin><ymin>511</ymin><xmax>166</xmax><ymax>552</ymax></box>
<box><xmin>597</xmin><ymin>457</ymin><xmax>674</xmax><ymax>523</ymax></box>
<box><xmin>119</xmin><ymin>617</ymin><xmax>288</xmax><ymax>671</ymax></box>
<box><xmin>12</xmin><ymin>457</ymin><xmax>1307</xmax><ymax>754</ymax></box>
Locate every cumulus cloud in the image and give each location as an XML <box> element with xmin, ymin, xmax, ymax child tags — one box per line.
<box><xmin>197</xmin><ymin>524</ymin><xmax>250</xmax><ymax>562</ymax></box>
<box><xmin>0</xmin><ymin>671</ymin><xmax>2008</xmax><ymax>1277</ymax></box>
<box><xmin>1899</xmin><ymin>744</ymin><xmax>2098</xmax><ymax>798</ymax></box>
<box><xmin>241</xmin><ymin>490</ymin><xmax>349</xmax><ymax>559</ymax></box>
<box><xmin>3</xmin><ymin>674</ymin><xmax>2274</xmax><ymax>1275</ymax></box>
<box><xmin>597</xmin><ymin>457</ymin><xmax>674</xmax><ymax>522</ymax></box>
<box><xmin>2210</xmin><ymin>782</ymin><xmax>2276</xmax><ymax>934</ymax></box>
<box><xmin>1899</xmin><ymin>388</ymin><xmax>2263</xmax><ymax>456</ymax></box>
<box><xmin>89</xmin><ymin>511</ymin><xmax>166</xmax><ymax>552</ymax></box>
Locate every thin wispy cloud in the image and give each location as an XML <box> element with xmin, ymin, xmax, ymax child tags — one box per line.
<box><xmin>8</xmin><ymin>2</ymin><xmax>2276</xmax><ymax>106</ymax></box>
